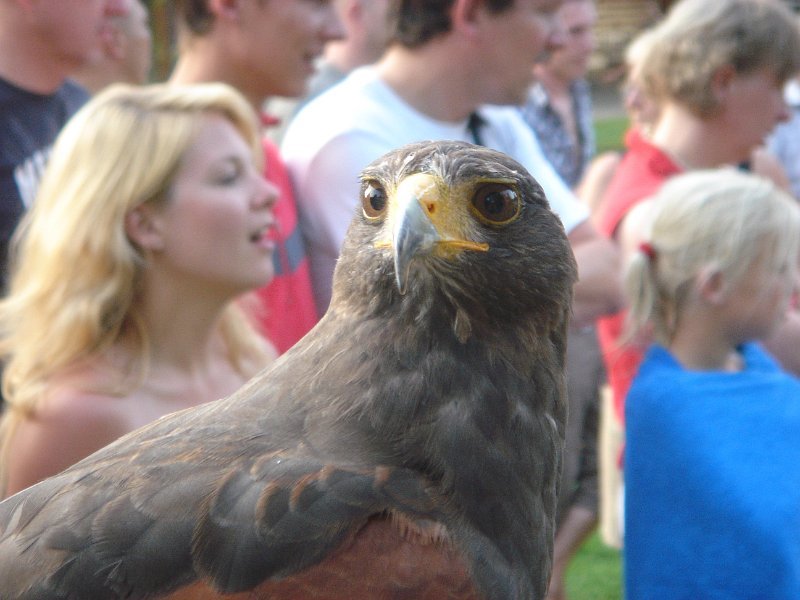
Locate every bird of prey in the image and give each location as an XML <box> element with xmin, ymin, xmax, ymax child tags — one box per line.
<box><xmin>0</xmin><ymin>140</ymin><xmax>576</xmax><ymax>599</ymax></box>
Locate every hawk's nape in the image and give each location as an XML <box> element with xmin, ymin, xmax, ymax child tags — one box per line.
<box><xmin>0</xmin><ymin>140</ymin><xmax>577</xmax><ymax>600</ymax></box>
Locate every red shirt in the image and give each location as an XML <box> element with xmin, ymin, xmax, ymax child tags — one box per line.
<box><xmin>596</xmin><ymin>129</ymin><xmax>682</xmax><ymax>421</ymax></box>
<box><xmin>252</xmin><ymin>139</ymin><xmax>318</xmax><ymax>354</ymax></box>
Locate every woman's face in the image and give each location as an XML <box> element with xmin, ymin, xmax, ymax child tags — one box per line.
<box><xmin>622</xmin><ymin>75</ymin><xmax>659</xmax><ymax>132</ymax></box>
<box><xmin>150</xmin><ymin>112</ymin><xmax>278</xmax><ymax>296</ymax></box>
<box><xmin>719</xmin><ymin>67</ymin><xmax>790</xmax><ymax>161</ymax></box>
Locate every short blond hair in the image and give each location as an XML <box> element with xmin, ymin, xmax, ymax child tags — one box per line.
<box><xmin>639</xmin><ymin>0</ymin><xmax>800</xmax><ymax>117</ymax></box>
<box><xmin>625</xmin><ymin>169</ymin><xmax>800</xmax><ymax>345</ymax></box>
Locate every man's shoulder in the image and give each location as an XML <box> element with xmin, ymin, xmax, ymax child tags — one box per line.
<box><xmin>478</xmin><ymin>105</ymin><xmax>536</xmax><ymax>149</ymax></box>
<box><xmin>478</xmin><ymin>105</ymin><xmax>563</xmax><ymax>172</ymax></box>
<box><xmin>282</xmin><ymin>67</ymin><xmax>392</xmax><ymax>152</ymax></box>
<box><xmin>0</xmin><ymin>76</ymin><xmax>88</xmax><ymax>112</ymax></box>
<box><xmin>281</xmin><ymin>67</ymin><xmax>470</xmax><ymax>174</ymax></box>
<box><xmin>59</xmin><ymin>79</ymin><xmax>90</xmax><ymax>111</ymax></box>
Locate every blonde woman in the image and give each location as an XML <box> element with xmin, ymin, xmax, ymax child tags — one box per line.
<box><xmin>0</xmin><ymin>83</ymin><xmax>278</xmax><ymax>497</ymax></box>
<box><xmin>623</xmin><ymin>169</ymin><xmax>800</xmax><ymax>597</ymax></box>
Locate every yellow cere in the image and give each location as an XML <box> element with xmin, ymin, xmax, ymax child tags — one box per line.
<box><xmin>374</xmin><ymin>172</ymin><xmax>490</xmax><ymax>255</ymax></box>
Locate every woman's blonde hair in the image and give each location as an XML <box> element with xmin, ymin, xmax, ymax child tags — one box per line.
<box><xmin>0</xmin><ymin>82</ymin><xmax>270</xmax><ymax>473</ymax></box>
<box><xmin>639</xmin><ymin>0</ymin><xmax>800</xmax><ymax>117</ymax></box>
<box><xmin>625</xmin><ymin>169</ymin><xmax>800</xmax><ymax>346</ymax></box>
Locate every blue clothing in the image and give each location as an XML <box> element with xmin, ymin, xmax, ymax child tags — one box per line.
<box><xmin>0</xmin><ymin>76</ymin><xmax>88</xmax><ymax>290</ymax></box>
<box><xmin>625</xmin><ymin>343</ymin><xmax>800</xmax><ymax>600</ymax></box>
<box><xmin>519</xmin><ymin>79</ymin><xmax>595</xmax><ymax>188</ymax></box>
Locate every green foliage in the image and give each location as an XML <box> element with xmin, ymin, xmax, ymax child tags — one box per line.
<box><xmin>594</xmin><ymin>117</ymin><xmax>630</xmax><ymax>154</ymax></box>
<box><xmin>566</xmin><ymin>532</ymin><xmax>623</xmax><ymax>600</ymax></box>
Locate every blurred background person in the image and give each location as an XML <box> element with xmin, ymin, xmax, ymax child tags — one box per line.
<box><xmin>74</xmin><ymin>0</ymin><xmax>152</xmax><ymax>93</ymax></box>
<box><xmin>519</xmin><ymin>3</ymin><xmax>604</xmax><ymax>598</ymax></box>
<box><xmin>0</xmin><ymin>0</ymin><xmax>130</xmax><ymax>294</ymax></box>
<box><xmin>267</xmin><ymin>0</ymin><xmax>393</xmax><ymax>144</ymax></box>
<box><xmin>306</xmin><ymin>0</ymin><xmax>391</xmax><ymax>101</ymax></box>
<box><xmin>170</xmin><ymin>0</ymin><xmax>345</xmax><ymax>354</ymax></box>
<box><xmin>576</xmin><ymin>27</ymin><xmax>660</xmax><ymax>221</ymax></box>
<box><xmin>522</xmin><ymin>0</ymin><xmax>598</xmax><ymax>190</ymax></box>
<box><xmin>0</xmin><ymin>83</ymin><xmax>278</xmax><ymax>498</ymax></box>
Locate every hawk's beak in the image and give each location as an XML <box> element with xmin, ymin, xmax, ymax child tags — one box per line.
<box><xmin>393</xmin><ymin>173</ymin><xmax>442</xmax><ymax>295</ymax></box>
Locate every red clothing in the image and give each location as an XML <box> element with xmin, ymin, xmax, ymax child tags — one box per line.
<box><xmin>596</xmin><ymin>129</ymin><xmax>682</xmax><ymax>422</ymax></box>
<box><xmin>253</xmin><ymin>138</ymin><xmax>318</xmax><ymax>354</ymax></box>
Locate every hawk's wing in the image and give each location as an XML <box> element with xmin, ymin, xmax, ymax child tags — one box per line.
<box><xmin>0</xmin><ymin>399</ymin><xmax>469</xmax><ymax>599</ymax></box>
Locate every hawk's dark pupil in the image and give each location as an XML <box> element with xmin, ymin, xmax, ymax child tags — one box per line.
<box><xmin>368</xmin><ymin>188</ymin><xmax>386</xmax><ymax>212</ymax></box>
<box><xmin>485</xmin><ymin>193</ymin><xmax>505</xmax><ymax>215</ymax></box>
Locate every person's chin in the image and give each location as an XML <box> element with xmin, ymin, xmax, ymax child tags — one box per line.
<box><xmin>277</xmin><ymin>79</ymin><xmax>308</xmax><ymax>101</ymax></box>
<box><xmin>506</xmin><ymin>86</ymin><xmax>530</xmax><ymax>107</ymax></box>
<box><xmin>255</xmin><ymin>263</ymin><xmax>276</xmax><ymax>288</ymax></box>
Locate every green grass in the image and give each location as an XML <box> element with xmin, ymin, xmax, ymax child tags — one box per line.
<box><xmin>594</xmin><ymin>117</ymin><xmax>630</xmax><ymax>154</ymax></box>
<box><xmin>565</xmin><ymin>532</ymin><xmax>623</xmax><ymax>599</ymax></box>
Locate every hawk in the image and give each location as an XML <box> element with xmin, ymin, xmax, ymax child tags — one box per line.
<box><xmin>0</xmin><ymin>141</ymin><xmax>576</xmax><ymax>599</ymax></box>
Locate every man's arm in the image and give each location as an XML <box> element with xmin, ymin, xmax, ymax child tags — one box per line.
<box><xmin>545</xmin><ymin>505</ymin><xmax>598</xmax><ymax>600</ymax></box>
<box><xmin>568</xmin><ymin>219</ymin><xmax>623</xmax><ymax>327</ymax></box>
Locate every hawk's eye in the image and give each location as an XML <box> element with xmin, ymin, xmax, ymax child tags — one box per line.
<box><xmin>471</xmin><ymin>183</ymin><xmax>520</xmax><ymax>224</ymax></box>
<box><xmin>362</xmin><ymin>181</ymin><xmax>388</xmax><ymax>219</ymax></box>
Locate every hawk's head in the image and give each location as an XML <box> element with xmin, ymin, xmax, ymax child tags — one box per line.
<box><xmin>331</xmin><ymin>141</ymin><xmax>577</xmax><ymax>342</ymax></box>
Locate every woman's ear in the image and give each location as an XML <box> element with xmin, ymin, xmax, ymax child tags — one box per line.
<box><xmin>710</xmin><ymin>63</ymin><xmax>737</xmax><ymax>106</ymax></box>
<box><xmin>207</xmin><ymin>0</ymin><xmax>242</xmax><ymax>22</ymax></box>
<box><xmin>452</xmin><ymin>0</ymin><xmax>482</xmax><ymax>37</ymax></box>
<box><xmin>125</xmin><ymin>205</ymin><xmax>165</xmax><ymax>252</ymax></box>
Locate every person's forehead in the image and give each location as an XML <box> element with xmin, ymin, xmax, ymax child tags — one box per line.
<box><xmin>559</xmin><ymin>0</ymin><xmax>597</xmax><ymax>23</ymax></box>
<box><xmin>531</xmin><ymin>0</ymin><xmax>566</xmax><ymax>14</ymax></box>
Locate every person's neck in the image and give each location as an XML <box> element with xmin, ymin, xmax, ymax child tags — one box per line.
<box><xmin>650</xmin><ymin>104</ymin><xmax>735</xmax><ymax>170</ymax></box>
<box><xmin>668</xmin><ymin>308</ymin><xmax>743</xmax><ymax>372</ymax></box>
<box><xmin>533</xmin><ymin>67</ymin><xmax>572</xmax><ymax>102</ymax></box>
<box><xmin>324</xmin><ymin>40</ymin><xmax>372</xmax><ymax>75</ymax></box>
<box><xmin>170</xmin><ymin>44</ymin><xmax>264</xmax><ymax>112</ymax></box>
<box><xmin>134</xmin><ymin>274</ymin><xmax>235</xmax><ymax>375</ymax></box>
<box><xmin>376</xmin><ymin>47</ymin><xmax>478</xmax><ymax>123</ymax></box>
<box><xmin>73</xmin><ymin>62</ymin><xmax>132</xmax><ymax>96</ymax></box>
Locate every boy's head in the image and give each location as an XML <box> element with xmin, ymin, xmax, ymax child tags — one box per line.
<box><xmin>174</xmin><ymin>0</ymin><xmax>344</xmax><ymax>99</ymax></box>
<box><xmin>386</xmin><ymin>0</ymin><xmax>566</xmax><ymax>107</ymax></box>
<box><xmin>389</xmin><ymin>0</ymin><xmax>514</xmax><ymax>48</ymax></box>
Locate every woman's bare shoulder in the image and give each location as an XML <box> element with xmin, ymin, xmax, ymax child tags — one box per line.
<box><xmin>3</xmin><ymin>370</ymin><xmax>132</xmax><ymax>497</ymax></box>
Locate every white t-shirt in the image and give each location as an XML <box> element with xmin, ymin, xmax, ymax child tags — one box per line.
<box><xmin>282</xmin><ymin>65</ymin><xmax>589</xmax><ymax>314</ymax></box>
